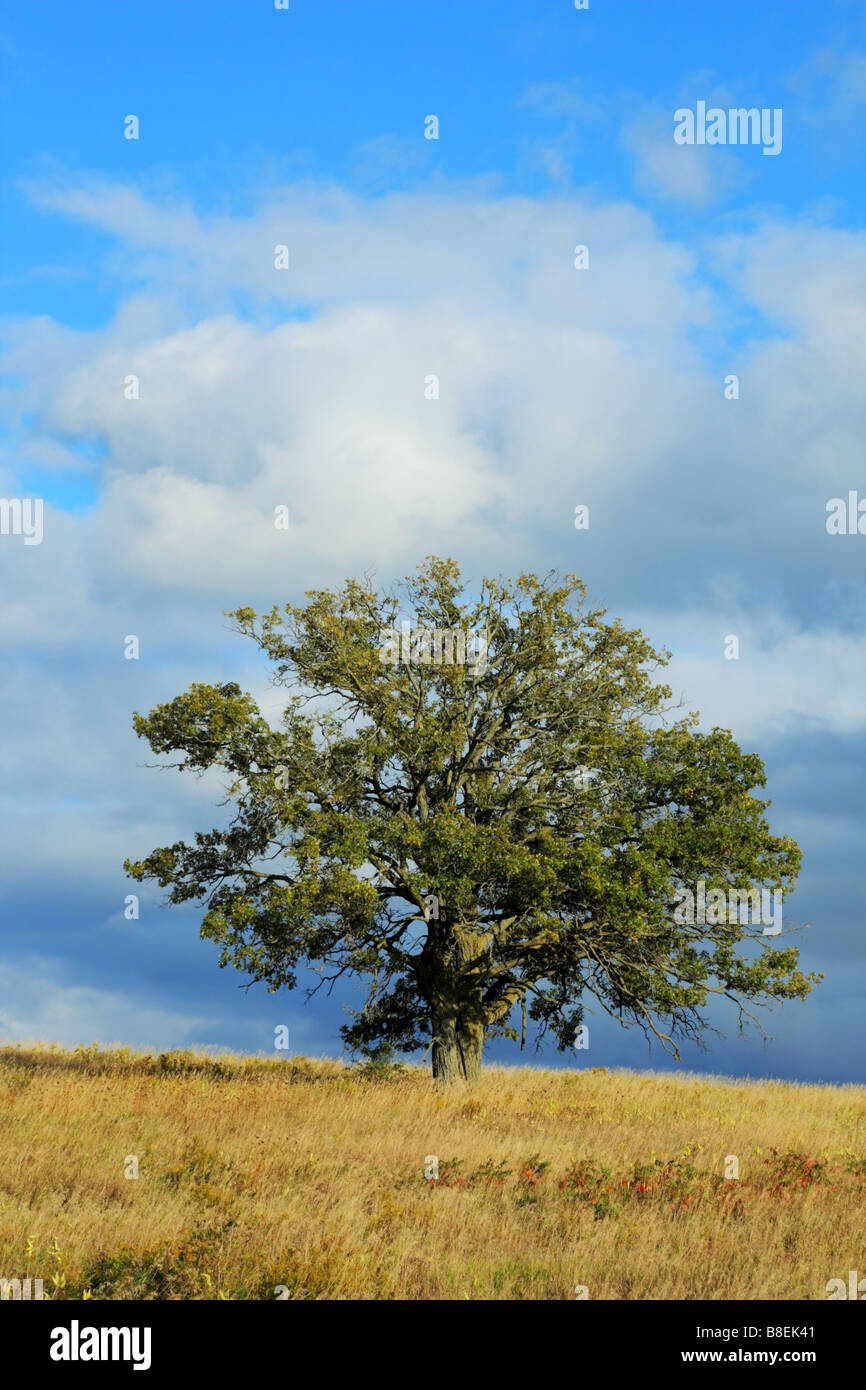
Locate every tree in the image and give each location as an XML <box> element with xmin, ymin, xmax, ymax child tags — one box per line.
<box><xmin>125</xmin><ymin>557</ymin><xmax>818</xmax><ymax>1084</ymax></box>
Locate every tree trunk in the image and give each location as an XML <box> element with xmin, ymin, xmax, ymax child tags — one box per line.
<box><xmin>431</xmin><ymin>1007</ymin><xmax>484</xmax><ymax>1084</ymax></box>
<box><xmin>427</xmin><ymin>923</ymin><xmax>490</xmax><ymax>1085</ymax></box>
<box><xmin>456</xmin><ymin>1014</ymin><xmax>483</xmax><ymax>1084</ymax></box>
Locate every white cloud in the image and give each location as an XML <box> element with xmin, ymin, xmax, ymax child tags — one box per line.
<box><xmin>0</xmin><ymin>174</ymin><xmax>864</xmax><ymax>914</ymax></box>
<box><xmin>0</xmin><ymin>960</ymin><xmax>211</xmax><ymax>1052</ymax></box>
<box><xmin>650</xmin><ymin>615</ymin><xmax>866</xmax><ymax>742</ymax></box>
<box><xmin>622</xmin><ymin>106</ymin><xmax>748</xmax><ymax>205</ymax></box>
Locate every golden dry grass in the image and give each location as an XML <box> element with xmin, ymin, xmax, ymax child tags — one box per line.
<box><xmin>1</xmin><ymin>1042</ymin><xmax>864</xmax><ymax>1300</ymax></box>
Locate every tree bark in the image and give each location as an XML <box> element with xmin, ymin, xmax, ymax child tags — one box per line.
<box><xmin>427</xmin><ymin>923</ymin><xmax>490</xmax><ymax>1084</ymax></box>
<box><xmin>431</xmin><ymin>1007</ymin><xmax>484</xmax><ymax>1083</ymax></box>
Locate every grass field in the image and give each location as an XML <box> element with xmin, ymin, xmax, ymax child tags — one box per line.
<box><xmin>1</xmin><ymin>1042</ymin><xmax>864</xmax><ymax>1300</ymax></box>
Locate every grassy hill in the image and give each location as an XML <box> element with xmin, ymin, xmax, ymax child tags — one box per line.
<box><xmin>1</xmin><ymin>1043</ymin><xmax>864</xmax><ymax>1300</ymax></box>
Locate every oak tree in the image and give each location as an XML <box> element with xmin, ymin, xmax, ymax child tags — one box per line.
<box><xmin>125</xmin><ymin>558</ymin><xmax>816</xmax><ymax>1083</ymax></box>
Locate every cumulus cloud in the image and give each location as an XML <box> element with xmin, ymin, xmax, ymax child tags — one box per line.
<box><xmin>648</xmin><ymin>614</ymin><xmax>866</xmax><ymax>742</ymax></box>
<box><xmin>1</xmin><ymin>179</ymin><xmax>864</xmax><ymax>693</ymax></box>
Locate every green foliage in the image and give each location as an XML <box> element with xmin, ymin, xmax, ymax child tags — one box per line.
<box><xmin>125</xmin><ymin>556</ymin><xmax>818</xmax><ymax>1077</ymax></box>
<box><xmin>69</xmin><ymin>1222</ymin><xmax>236</xmax><ymax>1300</ymax></box>
<box><xmin>351</xmin><ymin>1045</ymin><xmax>407</xmax><ymax>1083</ymax></box>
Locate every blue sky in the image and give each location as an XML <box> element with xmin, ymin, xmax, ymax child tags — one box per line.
<box><xmin>1</xmin><ymin>0</ymin><xmax>865</xmax><ymax>1082</ymax></box>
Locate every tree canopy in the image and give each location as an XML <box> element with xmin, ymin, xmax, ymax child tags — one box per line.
<box><xmin>125</xmin><ymin>557</ymin><xmax>818</xmax><ymax>1082</ymax></box>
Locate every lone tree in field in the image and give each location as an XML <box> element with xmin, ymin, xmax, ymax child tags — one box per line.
<box><xmin>126</xmin><ymin>557</ymin><xmax>817</xmax><ymax>1083</ymax></box>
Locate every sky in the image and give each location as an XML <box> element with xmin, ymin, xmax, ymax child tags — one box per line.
<box><xmin>1</xmin><ymin>0</ymin><xmax>864</xmax><ymax>1083</ymax></box>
